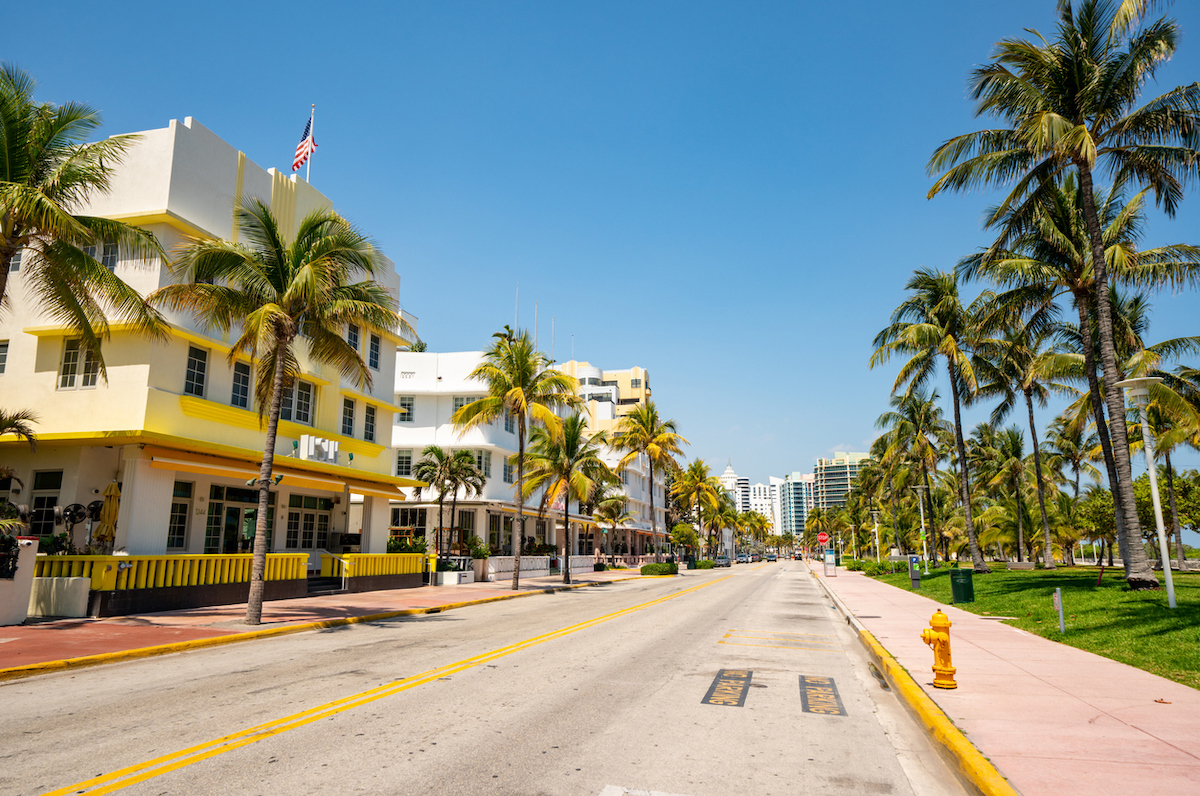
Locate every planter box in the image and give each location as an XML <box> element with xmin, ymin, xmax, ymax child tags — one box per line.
<box><xmin>472</xmin><ymin>559</ymin><xmax>490</xmax><ymax>582</ymax></box>
<box><xmin>29</xmin><ymin>577</ymin><xmax>91</xmax><ymax>618</ymax></box>
<box><xmin>435</xmin><ymin>570</ymin><xmax>475</xmax><ymax>586</ymax></box>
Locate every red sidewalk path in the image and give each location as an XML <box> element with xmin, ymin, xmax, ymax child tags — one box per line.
<box><xmin>0</xmin><ymin>570</ymin><xmax>637</xmax><ymax>671</ymax></box>
<box><xmin>816</xmin><ymin>567</ymin><xmax>1200</xmax><ymax>796</ymax></box>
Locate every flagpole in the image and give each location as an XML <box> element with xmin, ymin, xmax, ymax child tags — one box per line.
<box><xmin>306</xmin><ymin>104</ymin><xmax>314</xmax><ymax>183</ymax></box>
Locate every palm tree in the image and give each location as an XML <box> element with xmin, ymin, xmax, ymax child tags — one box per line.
<box><xmin>671</xmin><ymin>459</ymin><xmax>721</xmax><ymax>557</ymax></box>
<box><xmin>446</xmin><ymin>451</ymin><xmax>486</xmax><ymax>556</ymax></box>
<box><xmin>150</xmin><ymin>199</ymin><xmax>402</xmax><ymax>625</ymax></box>
<box><xmin>987</xmin><ymin>427</ymin><xmax>1035</xmax><ymax>562</ymax></box>
<box><xmin>412</xmin><ymin>446</ymin><xmax>478</xmax><ymax>563</ymax></box>
<box><xmin>523</xmin><ymin>414</ymin><xmax>610</xmax><ymax>583</ymax></box>
<box><xmin>871</xmin><ymin>268</ymin><xmax>992</xmax><ymax>572</ymax></box>
<box><xmin>611</xmin><ymin>402</ymin><xmax>687</xmax><ymax>563</ymax></box>
<box><xmin>0</xmin><ymin>409</ymin><xmax>38</xmax><ymax>450</ymax></box>
<box><xmin>1044</xmin><ymin>416</ymin><xmax>1101</xmax><ymax>500</ymax></box>
<box><xmin>452</xmin><ymin>327</ymin><xmax>579</xmax><ymax>590</ymax></box>
<box><xmin>0</xmin><ymin>63</ymin><xmax>165</xmax><ymax>372</ymax></box>
<box><xmin>592</xmin><ymin>489</ymin><xmax>633</xmax><ymax>564</ymax></box>
<box><xmin>928</xmin><ymin>1</ymin><xmax>1200</xmax><ymax>588</ymax></box>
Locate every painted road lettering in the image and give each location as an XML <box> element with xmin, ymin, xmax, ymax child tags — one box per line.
<box><xmin>702</xmin><ymin>669</ymin><xmax>753</xmax><ymax>707</ymax></box>
<box><xmin>799</xmin><ymin>675</ymin><xmax>847</xmax><ymax>716</ymax></box>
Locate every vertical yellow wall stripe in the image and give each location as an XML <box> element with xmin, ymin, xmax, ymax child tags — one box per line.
<box><xmin>271</xmin><ymin>171</ymin><xmax>298</xmax><ymax>242</ymax></box>
<box><xmin>232</xmin><ymin>152</ymin><xmax>246</xmax><ymax>244</ymax></box>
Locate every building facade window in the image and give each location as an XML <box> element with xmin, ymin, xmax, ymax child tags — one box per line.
<box><xmin>503</xmin><ymin>459</ymin><xmax>514</xmax><ymax>484</ymax></box>
<box><xmin>631</xmin><ymin>378</ymin><xmax>642</xmax><ymax>388</ymax></box>
<box><xmin>30</xmin><ymin>470</ymin><xmax>63</xmax><ymax>536</ymax></box>
<box><xmin>286</xmin><ymin>494</ymin><xmax>333</xmax><ymax>549</ymax></box>
<box><xmin>59</xmin><ymin>339</ymin><xmax>99</xmax><ymax>390</ymax></box>
<box><xmin>369</xmin><ymin>333</ymin><xmax>381</xmax><ymax>370</ymax></box>
<box><xmin>504</xmin><ymin>411</ymin><xmax>515</xmax><ymax>433</ymax></box>
<box><xmin>470</xmin><ymin>449</ymin><xmax>491</xmax><ymax>478</ymax></box>
<box><xmin>395</xmin><ymin>449</ymin><xmax>413</xmax><ymax>476</ymax></box>
<box><xmin>458</xmin><ymin>509</ymin><xmax>475</xmax><ymax>534</ymax></box>
<box><xmin>280</xmin><ymin>381</ymin><xmax>314</xmax><ymax>424</ymax></box>
<box><xmin>168</xmin><ymin>481</ymin><xmax>193</xmax><ymax>549</ymax></box>
<box><xmin>231</xmin><ymin>362</ymin><xmax>251</xmax><ymax>408</ymax></box>
<box><xmin>396</xmin><ymin>395</ymin><xmax>414</xmax><ymax>422</ymax></box>
<box><xmin>453</xmin><ymin>396</ymin><xmax>478</xmax><ymax>412</ymax></box>
<box><xmin>391</xmin><ymin>506</ymin><xmax>426</xmax><ymax>530</ymax></box>
<box><xmin>341</xmin><ymin>398</ymin><xmax>355</xmax><ymax>436</ymax></box>
<box><xmin>205</xmin><ymin>486</ymin><xmax>275</xmax><ymax>553</ymax></box>
<box><xmin>363</xmin><ymin>405</ymin><xmax>376</xmax><ymax>442</ymax></box>
<box><xmin>101</xmin><ymin>241</ymin><xmax>118</xmax><ymax>271</ymax></box>
<box><xmin>0</xmin><ymin>340</ymin><xmax>7</xmax><ymax>374</ymax></box>
<box><xmin>347</xmin><ymin>323</ymin><xmax>360</xmax><ymax>351</ymax></box>
<box><xmin>8</xmin><ymin>250</ymin><xmax>20</xmax><ymax>272</ymax></box>
<box><xmin>184</xmin><ymin>346</ymin><xmax>207</xmax><ymax>396</ymax></box>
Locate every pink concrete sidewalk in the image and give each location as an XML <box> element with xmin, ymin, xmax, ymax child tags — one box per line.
<box><xmin>0</xmin><ymin>569</ymin><xmax>638</xmax><ymax>671</ymax></box>
<box><xmin>816</xmin><ymin>567</ymin><xmax>1200</xmax><ymax>796</ymax></box>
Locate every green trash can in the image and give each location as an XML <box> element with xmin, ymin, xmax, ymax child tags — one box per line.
<box><xmin>687</xmin><ymin>558</ymin><xmax>696</xmax><ymax>570</ymax></box>
<box><xmin>950</xmin><ymin>568</ymin><xmax>975</xmax><ymax>603</ymax></box>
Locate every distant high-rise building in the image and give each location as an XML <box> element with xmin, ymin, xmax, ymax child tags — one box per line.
<box><xmin>718</xmin><ymin>462</ymin><xmax>749</xmax><ymax>512</ymax></box>
<box><xmin>779</xmin><ymin>472</ymin><xmax>815</xmax><ymax>537</ymax></box>
<box><xmin>814</xmin><ymin>452</ymin><xmax>870</xmax><ymax>509</ymax></box>
<box><xmin>749</xmin><ymin>482</ymin><xmax>778</xmax><ymax>530</ymax></box>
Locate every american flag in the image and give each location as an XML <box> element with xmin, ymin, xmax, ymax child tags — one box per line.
<box><xmin>292</xmin><ymin>114</ymin><xmax>317</xmax><ymax>172</ymax></box>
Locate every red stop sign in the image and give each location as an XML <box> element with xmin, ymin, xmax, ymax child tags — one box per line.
<box><xmin>817</xmin><ymin>532</ymin><xmax>829</xmax><ymax>545</ymax></box>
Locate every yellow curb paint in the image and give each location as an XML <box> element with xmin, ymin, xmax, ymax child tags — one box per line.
<box><xmin>809</xmin><ymin>570</ymin><xmax>1020</xmax><ymax>796</ymax></box>
<box><xmin>39</xmin><ymin>575</ymin><xmax>731</xmax><ymax>796</ymax></box>
<box><xmin>0</xmin><ymin>577</ymin><xmax>643</xmax><ymax>683</ymax></box>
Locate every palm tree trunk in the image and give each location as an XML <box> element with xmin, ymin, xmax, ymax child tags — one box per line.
<box><xmin>648</xmin><ymin>459</ymin><xmax>659</xmax><ymax>564</ymax></box>
<box><xmin>922</xmin><ymin>465</ymin><xmax>939</xmax><ymax>565</ymax></box>
<box><xmin>436</xmin><ymin>494</ymin><xmax>446</xmax><ymax>565</ymax></box>
<box><xmin>948</xmin><ymin>363</ymin><xmax>989</xmax><ymax>572</ymax></box>
<box><xmin>1015</xmin><ymin>487</ymin><xmax>1026</xmax><ymax>563</ymax></box>
<box><xmin>511</xmin><ymin>419</ymin><xmax>526</xmax><ymax>590</ymax></box>
<box><xmin>449</xmin><ymin>490</ymin><xmax>460</xmax><ymax>556</ymax></box>
<box><xmin>1026</xmin><ymin>388</ymin><xmax>1055</xmax><ymax>569</ymax></box>
<box><xmin>1165</xmin><ymin>453</ymin><xmax>1184</xmax><ymax>570</ymax></box>
<box><xmin>245</xmin><ymin>344</ymin><xmax>289</xmax><ymax>625</ymax></box>
<box><xmin>562</xmin><ymin>474</ymin><xmax>573</xmax><ymax>585</ymax></box>
<box><xmin>1076</xmin><ymin>162</ymin><xmax>1157</xmax><ymax>589</ymax></box>
<box><xmin>1073</xmin><ymin>290</ymin><xmax>1130</xmax><ymax>565</ymax></box>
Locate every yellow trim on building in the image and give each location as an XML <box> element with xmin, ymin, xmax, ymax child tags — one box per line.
<box><xmin>103</xmin><ymin>210</ymin><xmax>216</xmax><ymax>240</ymax></box>
<box><xmin>177</xmin><ymin>395</ymin><xmax>385</xmax><ymax>458</ymax></box>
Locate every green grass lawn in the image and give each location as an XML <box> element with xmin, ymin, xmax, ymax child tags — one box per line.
<box><xmin>869</xmin><ymin>564</ymin><xmax>1200</xmax><ymax>690</ymax></box>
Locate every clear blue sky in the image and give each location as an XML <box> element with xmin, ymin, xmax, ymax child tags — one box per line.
<box><xmin>9</xmin><ymin>0</ymin><xmax>1199</xmax><ymax>487</ymax></box>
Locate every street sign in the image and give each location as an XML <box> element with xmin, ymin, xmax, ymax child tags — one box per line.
<box><xmin>817</xmin><ymin>532</ymin><xmax>829</xmax><ymax>545</ymax></box>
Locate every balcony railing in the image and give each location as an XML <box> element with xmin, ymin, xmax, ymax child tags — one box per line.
<box><xmin>35</xmin><ymin>553</ymin><xmax>308</xmax><ymax>591</ymax></box>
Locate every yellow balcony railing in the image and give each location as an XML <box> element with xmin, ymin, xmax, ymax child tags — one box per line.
<box><xmin>320</xmin><ymin>553</ymin><xmax>426</xmax><ymax>578</ymax></box>
<box><xmin>35</xmin><ymin>553</ymin><xmax>308</xmax><ymax>591</ymax></box>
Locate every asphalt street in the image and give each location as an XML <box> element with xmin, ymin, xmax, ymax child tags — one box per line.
<box><xmin>2</xmin><ymin>562</ymin><xmax>965</xmax><ymax>796</ymax></box>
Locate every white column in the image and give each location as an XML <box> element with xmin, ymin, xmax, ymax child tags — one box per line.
<box><xmin>115</xmin><ymin>447</ymin><xmax>175</xmax><ymax>555</ymax></box>
<box><xmin>361</xmin><ymin>496</ymin><xmax>389</xmax><ymax>554</ymax></box>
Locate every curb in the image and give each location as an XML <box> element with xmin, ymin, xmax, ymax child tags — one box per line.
<box><xmin>812</xmin><ymin>570</ymin><xmax>1021</xmax><ymax>796</ymax></box>
<box><xmin>0</xmin><ymin>575</ymin><xmax>643</xmax><ymax>684</ymax></box>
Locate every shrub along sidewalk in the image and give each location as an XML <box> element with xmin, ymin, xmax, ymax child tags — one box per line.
<box><xmin>861</xmin><ymin>564</ymin><xmax>1200</xmax><ymax>690</ymax></box>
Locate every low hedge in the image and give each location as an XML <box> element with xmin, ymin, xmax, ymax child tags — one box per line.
<box><xmin>695</xmin><ymin>559</ymin><xmax>716</xmax><ymax>569</ymax></box>
<box><xmin>640</xmin><ymin>562</ymin><xmax>679</xmax><ymax>575</ymax></box>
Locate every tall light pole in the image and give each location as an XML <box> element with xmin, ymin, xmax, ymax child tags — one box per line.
<box><xmin>871</xmin><ymin>509</ymin><xmax>881</xmax><ymax>562</ymax></box>
<box><xmin>1116</xmin><ymin>377</ymin><xmax>1176</xmax><ymax>609</ymax></box>
<box><xmin>913</xmin><ymin>484</ymin><xmax>930</xmax><ymax>575</ymax></box>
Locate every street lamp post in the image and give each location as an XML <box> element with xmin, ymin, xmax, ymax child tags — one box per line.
<box><xmin>1116</xmin><ymin>377</ymin><xmax>1176</xmax><ymax>609</ymax></box>
<box><xmin>871</xmin><ymin>509</ymin><xmax>881</xmax><ymax>563</ymax></box>
<box><xmin>913</xmin><ymin>484</ymin><xmax>930</xmax><ymax>576</ymax></box>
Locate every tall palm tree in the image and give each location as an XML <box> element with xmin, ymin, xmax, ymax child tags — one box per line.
<box><xmin>452</xmin><ymin>327</ymin><xmax>578</xmax><ymax>590</ymax></box>
<box><xmin>611</xmin><ymin>402</ymin><xmax>687</xmax><ymax>564</ymax></box>
<box><xmin>987</xmin><ymin>427</ymin><xmax>1035</xmax><ymax>562</ymax></box>
<box><xmin>0</xmin><ymin>63</ymin><xmax>165</xmax><ymax>372</ymax></box>
<box><xmin>0</xmin><ymin>408</ymin><xmax>38</xmax><ymax>450</ymax></box>
<box><xmin>1044</xmin><ymin>416</ymin><xmax>1101</xmax><ymax>500</ymax></box>
<box><xmin>150</xmin><ymin>199</ymin><xmax>402</xmax><ymax>624</ymax></box>
<box><xmin>592</xmin><ymin>488</ymin><xmax>633</xmax><ymax>564</ymax></box>
<box><xmin>671</xmin><ymin>459</ymin><xmax>721</xmax><ymax>557</ymax></box>
<box><xmin>871</xmin><ymin>268</ymin><xmax>992</xmax><ymax>572</ymax></box>
<box><xmin>928</xmin><ymin>0</ymin><xmax>1200</xmax><ymax>588</ymax></box>
<box><xmin>446</xmin><ymin>451</ymin><xmax>486</xmax><ymax>556</ymax></box>
<box><xmin>523</xmin><ymin>414</ymin><xmax>610</xmax><ymax>584</ymax></box>
<box><xmin>412</xmin><ymin>446</ymin><xmax>478</xmax><ymax>563</ymax></box>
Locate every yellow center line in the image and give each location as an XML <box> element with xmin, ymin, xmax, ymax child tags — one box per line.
<box><xmin>41</xmin><ymin>575</ymin><xmax>731</xmax><ymax>796</ymax></box>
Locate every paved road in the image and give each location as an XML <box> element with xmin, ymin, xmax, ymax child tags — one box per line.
<box><xmin>3</xmin><ymin>562</ymin><xmax>964</xmax><ymax>796</ymax></box>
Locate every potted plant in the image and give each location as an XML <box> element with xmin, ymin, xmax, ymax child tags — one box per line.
<box><xmin>468</xmin><ymin>535</ymin><xmax>491</xmax><ymax>582</ymax></box>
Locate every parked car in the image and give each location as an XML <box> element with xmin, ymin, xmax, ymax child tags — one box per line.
<box><xmin>750</xmin><ymin>553</ymin><xmax>761</xmax><ymax>562</ymax></box>
<box><xmin>736</xmin><ymin>554</ymin><xmax>749</xmax><ymax>564</ymax></box>
<box><xmin>765</xmin><ymin>553</ymin><xmax>778</xmax><ymax>562</ymax></box>
<box><xmin>715</xmin><ymin>555</ymin><xmax>732</xmax><ymax>567</ymax></box>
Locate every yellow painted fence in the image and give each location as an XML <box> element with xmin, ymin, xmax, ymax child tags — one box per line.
<box><xmin>320</xmin><ymin>553</ymin><xmax>426</xmax><ymax>578</ymax></box>
<box><xmin>35</xmin><ymin>553</ymin><xmax>309</xmax><ymax>591</ymax></box>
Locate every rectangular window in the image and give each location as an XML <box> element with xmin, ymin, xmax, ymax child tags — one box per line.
<box><xmin>391</xmin><ymin>507</ymin><xmax>426</xmax><ymax>529</ymax></box>
<box><xmin>168</xmin><ymin>481</ymin><xmax>193</xmax><ymax>549</ymax></box>
<box><xmin>396</xmin><ymin>395</ymin><xmax>414</xmax><ymax>422</ymax></box>
<box><xmin>30</xmin><ymin>470</ymin><xmax>63</xmax><ymax>536</ymax></box>
<box><xmin>504</xmin><ymin>411</ymin><xmax>515</xmax><ymax>433</ymax></box>
<box><xmin>503</xmin><ymin>460</ymin><xmax>514</xmax><ymax>484</ymax></box>
<box><xmin>631</xmin><ymin>378</ymin><xmax>642</xmax><ymax>388</ymax></box>
<box><xmin>396</xmin><ymin>449</ymin><xmax>413</xmax><ymax>476</ymax></box>
<box><xmin>8</xmin><ymin>250</ymin><xmax>20</xmax><ymax>272</ymax></box>
<box><xmin>83</xmin><ymin>244</ymin><xmax>97</xmax><ymax>260</ymax></box>
<box><xmin>342</xmin><ymin>398</ymin><xmax>355</xmax><ymax>436</ymax></box>
<box><xmin>458</xmin><ymin>510</ymin><xmax>475</xmax><ymax>533</ymax></box>
<box><xmin>184</xmin><ymin>346</ymin><xmax>207</xmax><ymax>396</ymax></box>
<box><xmin>0</xmin><ymin>340</ymin><xmax>7</xmax><ymax>374</ymax></box>
<box><xmin>231</xmin><ymin>362</ymin><xmax>251</xmax><ymax>408</ymax></box>
<box><xmin>347</xmin><ymin>323</ymin><xmax>360</xmax><ymax>351</ymax></box>
<box><xmin>101</xmin><ymin>241</ymin><xmax>118</xmax><ymax>271</ymax></box>
<box><xmin>473</xmin><ymin>449</ymin><xmax>491</xmax><ymax>478</ymax></box>
<box><xmin>453</xmin><ymin>396</ymin><xmax>477</xmax><ymax>412</ymax></box>
<box><xmin>59</xmin><ymin>339</ymin><xmax>99</xmax><ymax>390</ymax></box>
<box><xmin>364</xmin><ymin>405</ymin><xmax>376</xmax><ymax>443</ymax></box>
<box><xmin>205</xmin><ymin>503</ymin><xmax>222</xmax><ymax>553</ymax></box>
<box><xmin>280</xmin><ymin>381</ymin><xmax>314</xmax><ymax>424</ymax></box>
<box><xmin>369</xmin><ymin>334</ymin><xmax>381</xmax><ymax>370</ymax></box>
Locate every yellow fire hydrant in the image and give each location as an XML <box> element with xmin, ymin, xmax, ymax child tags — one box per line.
<box><xmin>920</xmin><ymin>610</ymin><xmax>957</xmax><ymax>689</ymax></box>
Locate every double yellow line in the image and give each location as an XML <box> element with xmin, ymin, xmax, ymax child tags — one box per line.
<box><xmin>42</xmin><ymin>575</ymin><xmax>729</xmax><ymax>796</ymax></box>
